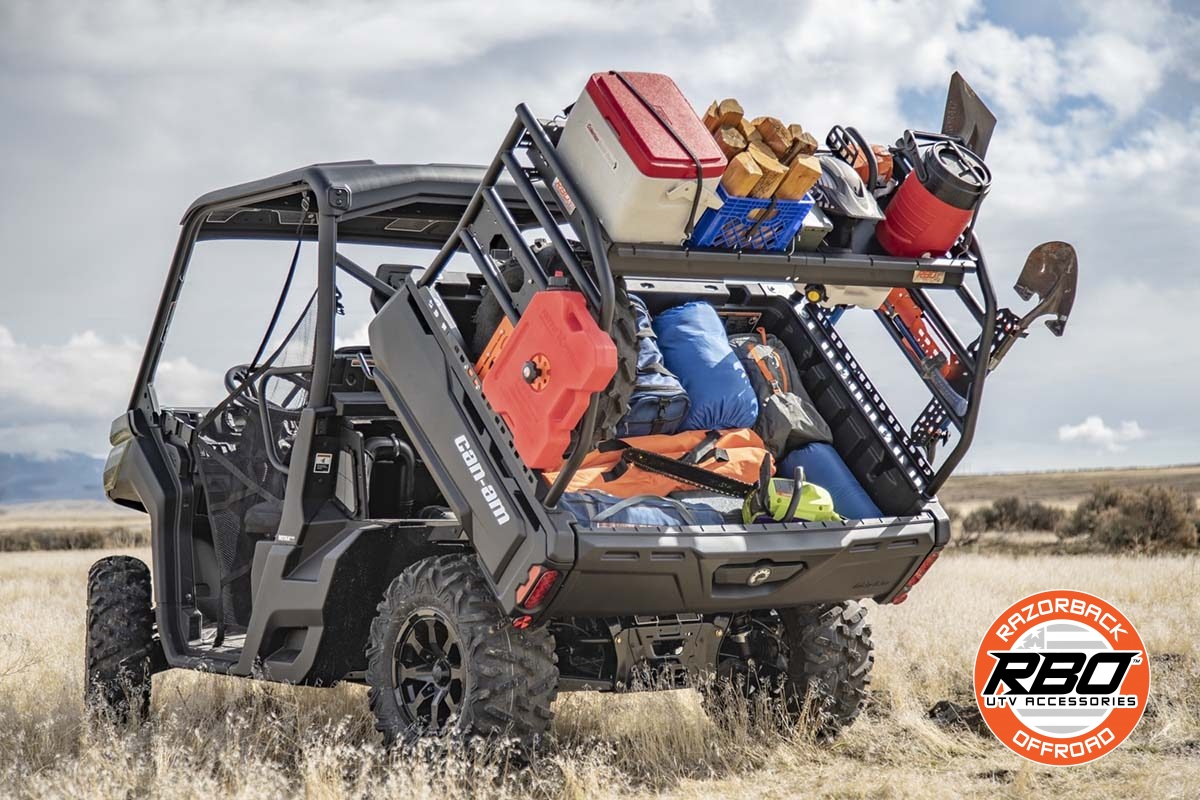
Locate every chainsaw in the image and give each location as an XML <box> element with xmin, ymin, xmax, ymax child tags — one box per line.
<box><xmin>618</xmin><ymin>447</ymin><xmax>841</xmax><ymax>524</ymax></box>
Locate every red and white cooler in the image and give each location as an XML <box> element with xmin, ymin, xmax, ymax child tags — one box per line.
<box><xmin>557</xmin><ymin>72</ymin><xmax>727</xmax><ymax>244</ymax></box>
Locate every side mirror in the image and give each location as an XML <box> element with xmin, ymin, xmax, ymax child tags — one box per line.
<box><xmin>1014</xmin><ymin>241</ymin><xmax>1078</xmax><ymax>336</ymax></box>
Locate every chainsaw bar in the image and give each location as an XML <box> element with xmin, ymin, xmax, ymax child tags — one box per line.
<box><xmin>620</xmin><ymin>448</ymin><xmax>756</xmax><ymax>498</ymax></box>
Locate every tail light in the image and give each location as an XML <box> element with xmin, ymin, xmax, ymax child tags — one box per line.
<box><xmin>515</xmin><ymin>565</ymin><xmax>560</xmax><ymax>611</ymax></box>
<box><xmin>890</xmin><ymin>550</ymin><xmax>940</xmax><ymax>605</ymax></box>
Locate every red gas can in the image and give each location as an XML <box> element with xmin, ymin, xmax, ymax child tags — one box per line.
<box><xmin>876</xmin><ymin>139</ymin><xmax>990</xmax><ymax>258</ymax></box>
<box><xmin>482</xmin><ymin>291</ymin><xmax>616</xmax><ymax>470</ymax></box>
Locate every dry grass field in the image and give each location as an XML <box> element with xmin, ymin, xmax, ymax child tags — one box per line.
<box><xmin>939</xmin><ymin>464</ymin><xmax>1200</xmax><ymax>512</ymax></box>
<box><xmin>1</xmin><ymin>467</ymin><xmax>1198</xmax><ymax>798</ymax></box>
<box><xmin>1</xmin><ymin>548</ymin><xmax>1197</xmax><ymax>799</ymax></box>
<box><xmin>0</xmin><ymin>502</ymin><xmax>148</xmax><ymax>551</ymax></box>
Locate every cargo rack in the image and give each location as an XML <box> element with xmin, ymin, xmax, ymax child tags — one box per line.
<box><xmin>416</xmin><ymin>103</ymin><xmax>998</xmax><ymax>503</ymax></box>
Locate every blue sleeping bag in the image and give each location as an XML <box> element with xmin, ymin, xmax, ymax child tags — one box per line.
<box><xmin>614</xmin><ymin>295</ymin><xmax>690</xmax><ymax>437</ymax></box>
<box><xmin>652</xmin><ymin>301</ymin><xmax>759</xmax><ymax>431</ymax></box>
<box><xmin>778</xmin><ymin>442</ymin><xmax>884</xmax><ymax>519</ymax></box>
<box><xmin>559</xmin><ymin>490</ymin><xmax>726</xmax><ymax>527</ymax></box>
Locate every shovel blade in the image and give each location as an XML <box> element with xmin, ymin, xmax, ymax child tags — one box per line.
<box><xmin>942</xmin><ymin>72</ymin><xmax>997</xmax><ymax>159</ymax></box>
<box><xmin>1015</xmin><ymin>241</ymin><xmax>1078</xmax><ymax>336</ymax></box>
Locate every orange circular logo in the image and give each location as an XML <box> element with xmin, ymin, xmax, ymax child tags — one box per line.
<box><xmin>973</xmin><ymin>590</ymin><xmax>1149</xmax><ymax>766</ymax></box>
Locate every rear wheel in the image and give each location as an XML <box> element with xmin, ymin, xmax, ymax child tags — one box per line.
<box><xmin>365</xmin><ymin>554</ymin><xmax>558</xmax><ymax>749</ymax></box>
<box><xmin>708</xmin><ymin>602</ymin><xmax>873</xmax><ymax>737</ymax></box>
<box><xmin>84</xmin><ymin>556</ymin><xmax>155</xmax><ymax>722</ymax></box>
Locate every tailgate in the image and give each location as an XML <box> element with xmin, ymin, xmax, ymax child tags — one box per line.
<box><xmin>547</xmin><ymin>513</ymin><xmax>947</xmax><ymax>617</ymax></box>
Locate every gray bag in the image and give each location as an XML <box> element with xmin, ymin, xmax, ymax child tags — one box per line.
<box><xmin>758</xmin><ymin>392</ymin><xmax>832</xmax><ymax>455</ymax></box>
<box><xmin>729</xmin><ymin>330</ymin><xmax>833</xmax><ymax>455</ymax></box>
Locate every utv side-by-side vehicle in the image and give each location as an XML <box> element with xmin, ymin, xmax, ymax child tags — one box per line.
<box><xmin>90</xmin><ymin>74</ymin><xmax>1077</xmax><ymax>745</ymax></box>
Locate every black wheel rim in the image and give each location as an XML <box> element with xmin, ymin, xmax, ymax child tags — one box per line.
<box><xmin>716</xmin><ymin>612</ymin><xmax>789</xmax><ymax>698</ymax></box>
<box><xmin>392</xmin><ymin>608</ymin><xmax>464</xmax><ymax>732</ymax></box>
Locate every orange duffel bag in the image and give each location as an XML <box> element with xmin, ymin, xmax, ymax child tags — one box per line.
<box><xmin>546</xmin><ymin>428</ymin><xmax>770</xmax><ymax>498</ymax></box>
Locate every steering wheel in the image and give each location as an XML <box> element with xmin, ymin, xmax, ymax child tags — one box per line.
<box><xmin>224</xmin><ymin>364</ymin><xmax>311</xmax><ymax>414</ymax></box>
<box><xmin>224</xmin><ymin>364</ymin><xmax>256</xmax><ymax>399</ymax></box>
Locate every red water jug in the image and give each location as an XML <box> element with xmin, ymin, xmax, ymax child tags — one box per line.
<box><xmin>876</xmin><ymin>137</ymin><xmax>991</xmax><ymax>258</ymax></box>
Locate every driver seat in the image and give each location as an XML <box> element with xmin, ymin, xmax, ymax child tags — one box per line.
<box><xmin>243</xmin><ymin>500</ymin><xmax>283</xmax><ymax>537</ymax></box>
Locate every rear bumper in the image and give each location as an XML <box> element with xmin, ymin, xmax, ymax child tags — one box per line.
<box><xmin>547</xmin><ymin>509</ymin><xmax>949</xmax><ymax>617</ymax></box>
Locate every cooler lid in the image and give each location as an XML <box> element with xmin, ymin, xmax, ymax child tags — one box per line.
<box><xmin>584</xmin><ymin>72</ymin><xmax>726</xmax><ymax>180</ymax></box>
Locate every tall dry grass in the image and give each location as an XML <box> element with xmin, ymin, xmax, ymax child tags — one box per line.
<box><xmin>0</xmin><ymin>503</ymin><xmax>149</xmax><ymax>552</ymax></box>
<box><xmin>0</xmin><ymin>549</ymin><xmax>1197</xmax><ymax>799</ymax></box>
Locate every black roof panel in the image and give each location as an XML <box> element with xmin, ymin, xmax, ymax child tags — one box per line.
<box><xmin>186</xmin><ymin>161</ymin><xmax>556</xmax><ymax>247</ymax></box>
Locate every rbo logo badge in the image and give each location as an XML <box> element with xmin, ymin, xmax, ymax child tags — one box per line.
<box><xmin>974</xmin><ymin>590</ymin><xmax>1150</xmax><ymax>766</ymax></box>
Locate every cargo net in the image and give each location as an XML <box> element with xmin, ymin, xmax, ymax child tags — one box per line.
<box><xmin>194</xmin><ymin>295</ymin><xmax>316</xmax><ymax>633</ymax></box>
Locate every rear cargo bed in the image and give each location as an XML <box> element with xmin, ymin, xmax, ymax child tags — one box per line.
<box><xmin>541</xmin><ymin>285</ymin><xmax>948</xmax><ymax>617</ymax></box>
<box><xmin>633</xmin><ymin>287</ymin><xmax>934</xmax><ymax>515</ymax></box>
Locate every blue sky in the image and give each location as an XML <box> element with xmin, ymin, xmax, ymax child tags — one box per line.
<box><xmin>0</xmin><ymin>0</ymin><xmax>1197</xmax><ymax>473</ymax></box>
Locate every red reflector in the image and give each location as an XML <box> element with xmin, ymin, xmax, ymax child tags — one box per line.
<box><xmin>515</xmin><ymin>565</ymin><xmax>561</xmax><ymax>610</ymax></box>
<box><xmin>910</xmin><ymin>550</ymin><xmax>940</xmax><ymax>584</ymax></box>
<box><xmin>512</xmin><ymin>615</ymin><xmax>532</xmax><ymax>629</ymax></box>
<box><xmin>890</xmin><ymin>550</ymin><xmax>940</xmax><ymax>605</ymax></box>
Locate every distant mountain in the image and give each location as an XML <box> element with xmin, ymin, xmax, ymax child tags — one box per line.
<box><xmin>0</xmin><ymin>452</ymin><xmax>107</xmax><ymax>503</ymax></box>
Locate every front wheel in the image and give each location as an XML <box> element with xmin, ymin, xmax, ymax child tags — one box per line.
<box><xmin>365</xmin><ymin>554</ymin><xmax>558</xmax><ymax>749</ymax></box>
<box><xmin>708</xmin><ymin>602</ymin><xmax>874</xmax><ymax>737</ymax></box>
<box><xmin>84</xmin><ymin>555</ymin><xmax>155</xmax><ymax>722</ymax></box>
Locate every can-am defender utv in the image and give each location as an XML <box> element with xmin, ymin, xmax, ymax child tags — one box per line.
<box><xmin>91</xmin><ymin>74</ymin><xmax>1077</xmax><ymax>745</ymax></box>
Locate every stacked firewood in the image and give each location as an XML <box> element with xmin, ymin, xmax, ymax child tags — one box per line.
<box><xmin>703</xmin><ymin>99</ymin><xmax>822</xmax><ymax>201</ymax></box>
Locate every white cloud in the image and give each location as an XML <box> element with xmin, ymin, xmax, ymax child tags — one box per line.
<box><xmin>1063</xmin><ymin>32</ymin><xmax>1166</xmax><ymax>118</ymax></box>
<box><xmin>0</xmin><ymin>325</ymin><xmax>218</xmax><ymax>456</ymax></box>
<box><xmin>0</xmin><ymin>0</ymin><xmax>698</xmax><ymax>75</ymax></box>
<box><xmin>335</xmin><ymin>321</ymin><xmax>373</xmax><ymax>351</ymax></box>
<box><xmin>1058</xmin><ymin>416</ymin><xmax>1147</xmax><ymax>452</ymax></box>
<box><xmin>0</xmin><ymin>0</ymin><xmax>1197</xmax><ymax>471</ymax></box>
<box><xmin>0</xmin><ymin>422</ymin><xmax>93</xmax><ymax>460</ymax></box>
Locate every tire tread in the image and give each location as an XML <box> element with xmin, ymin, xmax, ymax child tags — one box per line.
<box><xmin>85</xmin><ymin>555</ymin><xmax>155</xmax><ymax>722</ymax></box>
<box><xmin>365</xmin><ymin>554</ymin><xmax>558</xmax><ymax>748</ymax></box>
<box><xmin>779</xmin><ymin>600</ymin><xmax>874</xmax><ymax>736</ymax></box>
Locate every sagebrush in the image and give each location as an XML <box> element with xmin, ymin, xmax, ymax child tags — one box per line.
<box><xmin>961</xmin><ymin>496</ymin><xmax>1064</xmax><ymax>533</ymax></box>
<box><xmin>1058</xmin><ymin>484</ymin><xmax>1199</xmax><ymax>552</ymax></box>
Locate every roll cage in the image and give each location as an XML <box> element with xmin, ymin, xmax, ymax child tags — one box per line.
<box><xmin>134</xmin><ymin>142</ymin><xmax>1000</xmax><ymax>516</ymax></box>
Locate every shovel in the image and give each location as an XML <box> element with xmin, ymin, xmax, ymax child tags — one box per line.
<box><xmin>988</xmin><ymin>241</ymin><xmax>1078</xmax><ymax>369</ymax></box>
<box><xmin>942</xmin><ymin>71</ymin><xmax>997</xmax><ymax>159</ymax></box>
<box><xmin>1013</xmin><ymin>241</ymin><xmax>1077</xmax><ymax>333</ymax></box>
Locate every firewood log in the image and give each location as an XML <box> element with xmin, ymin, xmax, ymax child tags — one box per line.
<box><xmin>774</xmin><ymin>154</ymin><xmax>822</xmax><ymax>200</ymax></box>
<box><xmin>719</xmin><ymin>151</ymin><xmax>763</xmax><ymax>196</ymax></box>
<box><xmin>747</xmin><ymin>148</ymin><xmax>788</xmax><ymax>198</ymax></box>
<box><xmin>782</xmin><ymin>125</ymin><xmax>819</xmax><ymax>162</ymax></box>
<box><xmin>703</xmin><ymin>98</ymin><xmax>744</xmax><ymax>132</ymax></box>
<box><xmin>713</xmin><ymin>125</ymin><xmax>747</xmax><ymax>159</ymax></box>
<box><xmin>746</xmin><ymin>130</ymin><xmax>775</xmax><ymax>161</ymax></box>
<box><xmin>755</xmin><ymin>116</ymin><xmax>794</xmax><ymax>159</ymax></box>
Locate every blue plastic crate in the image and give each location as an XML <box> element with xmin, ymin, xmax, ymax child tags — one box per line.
<box><xmin>690</xmin><ymin>185</ymin><xmax>815</xmax><ymax>251</ymax></box>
